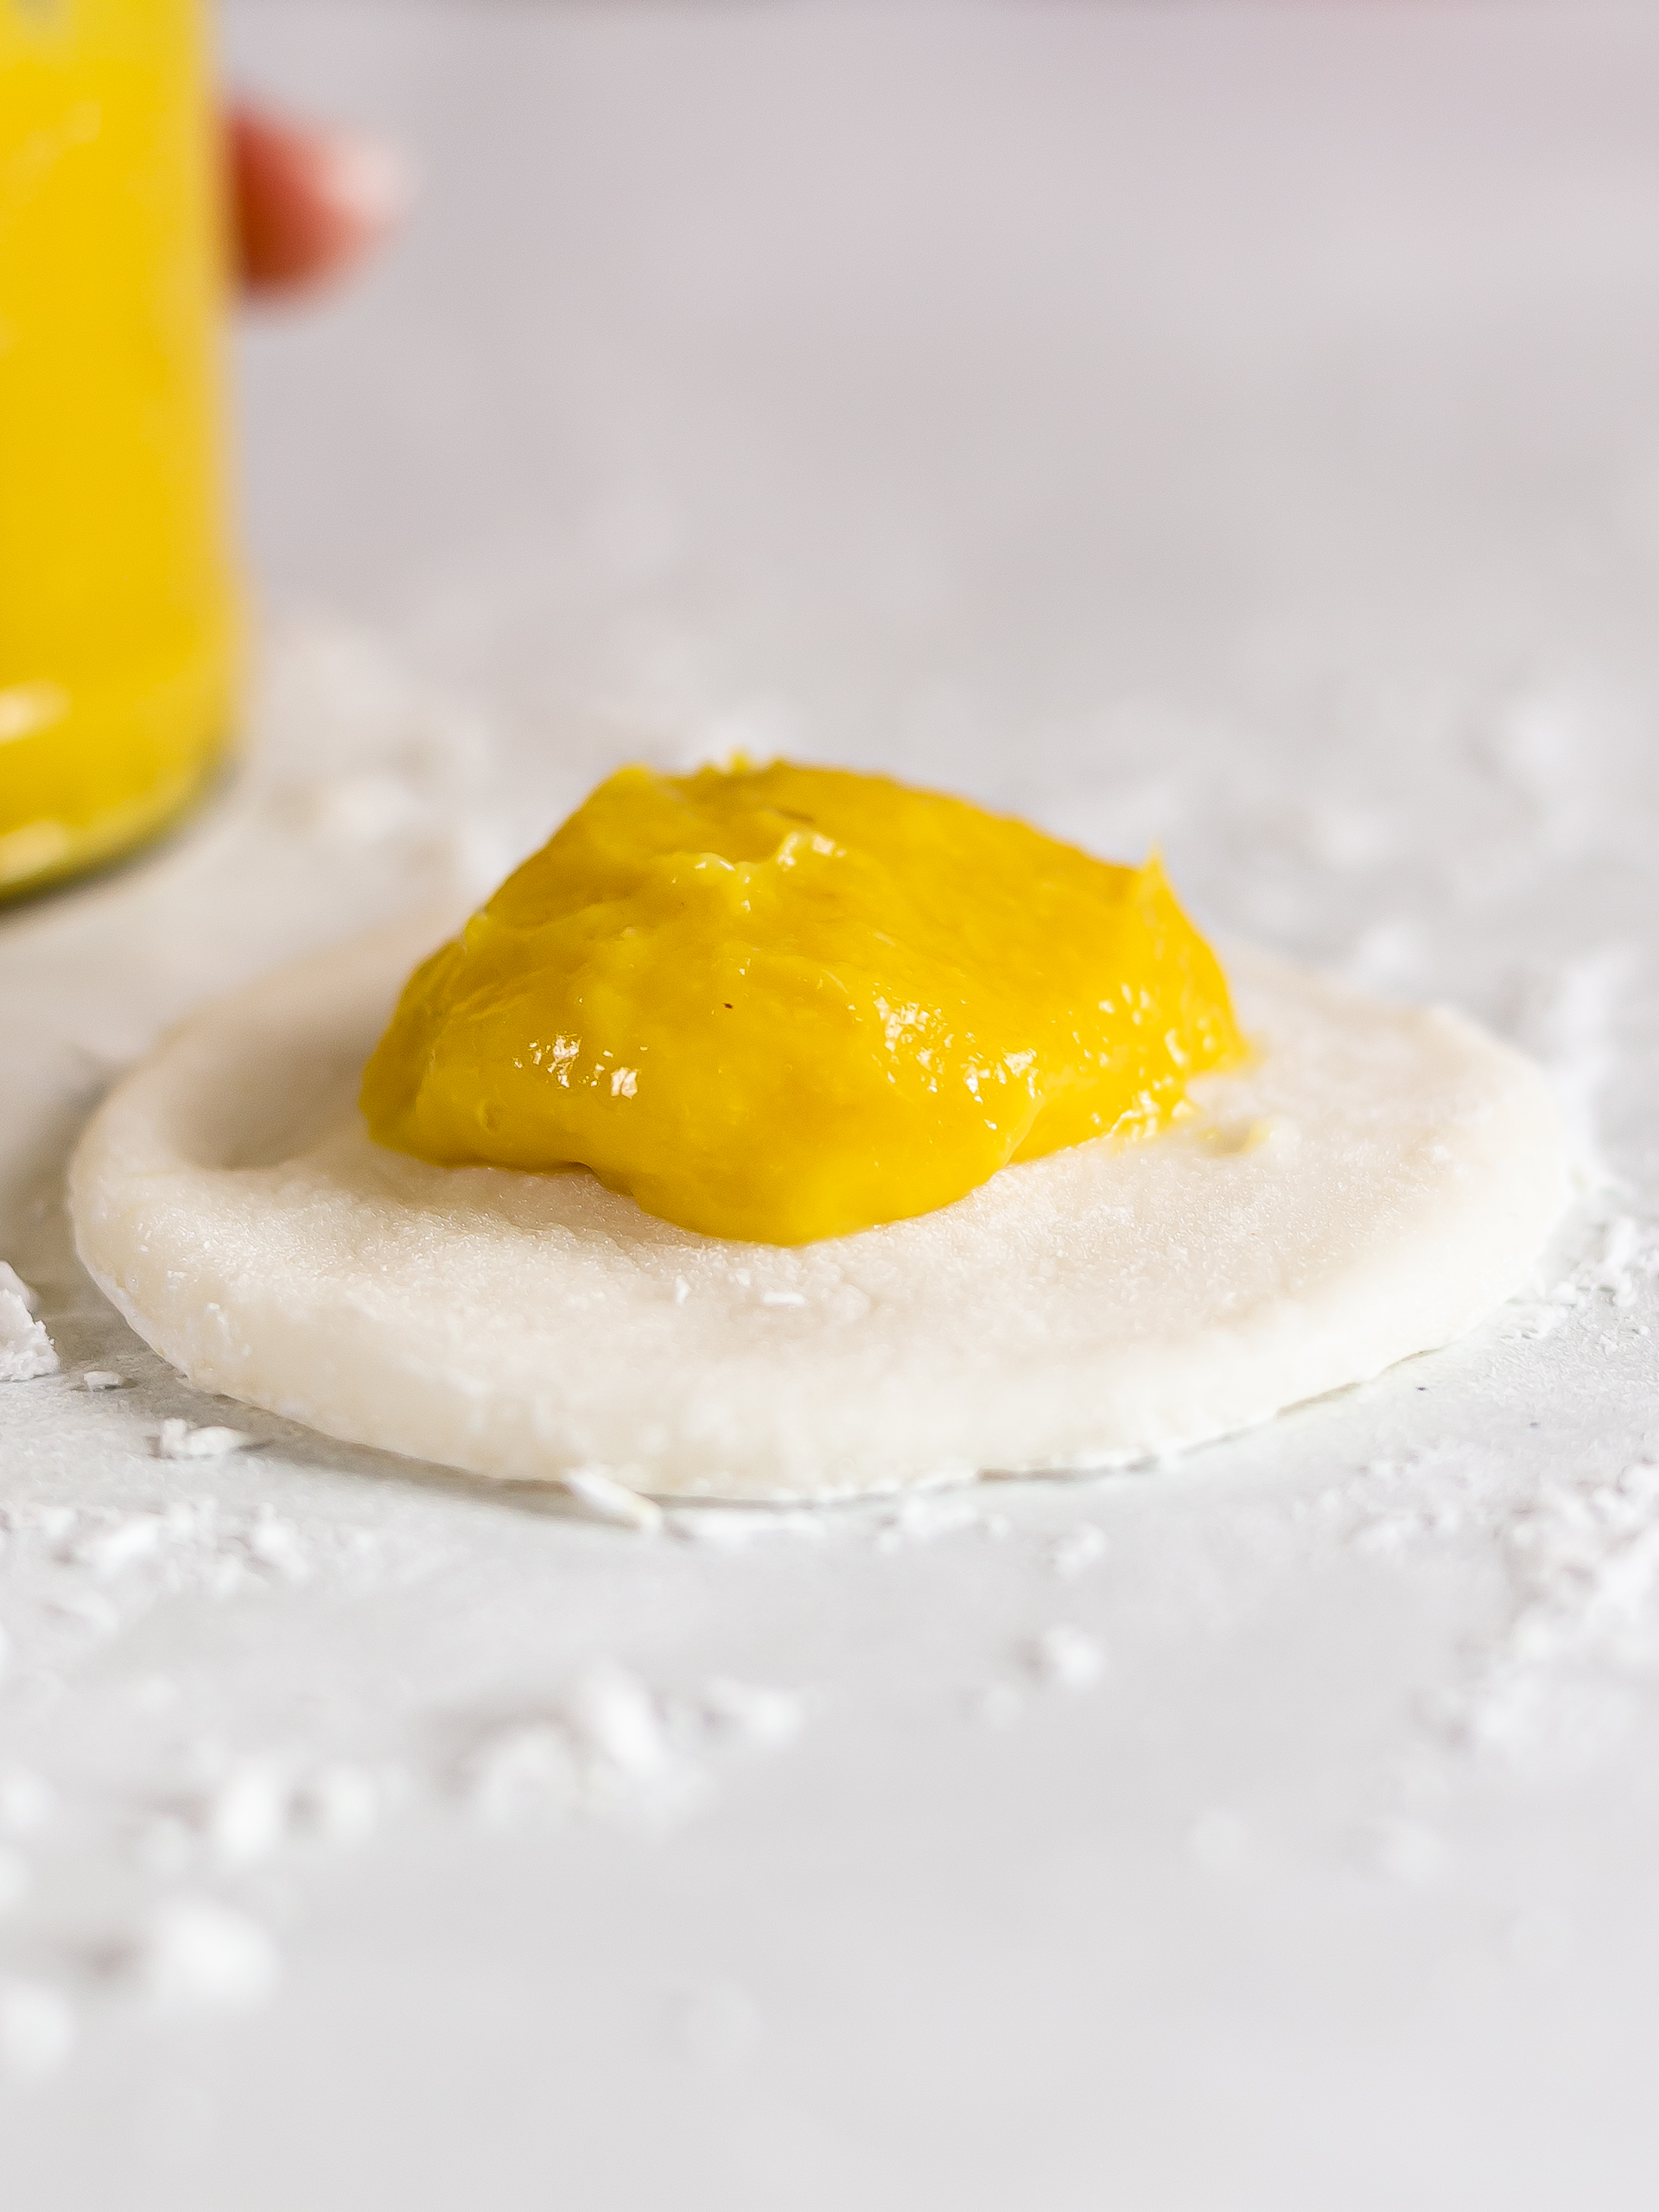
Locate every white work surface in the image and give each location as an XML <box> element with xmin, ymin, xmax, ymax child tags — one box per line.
<box><xmin>6</xmin><ymin>3</ymin><xmax>1659</xmax><ymax>2202</ymax></box>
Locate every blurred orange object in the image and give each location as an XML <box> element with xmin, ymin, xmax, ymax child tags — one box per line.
<box><xmin>229</xmin><ymin>104</ymin><xmax>408</xmax><ymax>295</ymax></box>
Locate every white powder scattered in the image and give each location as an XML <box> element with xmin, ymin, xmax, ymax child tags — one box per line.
<box><xmin>245</xmin><ymin>1513</ymin><xmax>310</xmax><ymax>1579</ymax></box>
<box><xmin>205</xmin><ymin>1761</ymin><xmax>293</xmax><ymax>1866</ymax></box>
<box><xmin>1584</xmin><ymin>1215</ymin><xmax>1656</xmax><ymax>1310</ymax></box>
<box><xmin>3</xmin><ymin>642</ymin><xmax>1643</xmax><ymax>2085</ymax></box>
<box><xmin>1445</xmin><ymin>1461</ymin><xmax>1659</xmax><ymax>1764</ymax></box>
<box><xmin>1025</xmin><ymin>1624</ymin><xmax>1104</xmax><ymax>1691</ymax></box>
<box><xmin>0</xmin><ymin>1980</ymin><xmax>74</xmax><ymax>2084</ymax></box>
<box><xmin>0</xmin><ymin>1262</ymin><xmax>57</xmax><ymax>1383</ymax></box>
<box><xmin>561</xmin><ymin>1663</ymin><xmax>669</xmax><ymax>1780</ymax></box>
<box><xmin>156</xmin><ymin>1420</ymin><xmax>257</xmax><ymax>1460</ymax></box>
<box><xmin>77</xmin><ymin>1514</ymin><xmax>167</xmax><ymax>1577</ymax></box>
<box><xmin>185</xmin><ymin>1758</ymin><xmax>387</xmax><ymax>1863</ymax></box>
<box><xmin>466</xmin><ymin>1675</ymin><xmax>676</xmax><ymax>1822</ymax></box>
<box><xmin>83</xmin><ymin>1370</ymin><xmax>123</xmax><ymax>1391</ymax></box>
<box><xmin>1503</xmin><ymin>1211</ymin><xmax>1658</xmax><ymax>1341</ymax></box>
<box><xmin>562</xmin><ymin>1468</ymin><xmax>664</xmax><ymax>1534</ymax></box>
<box><xmin>665</xmin><ymin>1506</ymin><xmax>825</xmax><ymax>1548</ymax></box>
<box><xmin>1351</xmin><ymin>1449</ymin><xmax>1659</xmax><ymax>1770</ymax></box>
<box><xmin>129</xmin><ymin>1897</ymin><xmax>283</xmax><ymax>2014</ymax></box>
<box><xmin>465</xmin><ymin>1660</ymin><xmax>804</xmax><ymax>1829</ymax></box>
<box><xmin>1503</xmin><ymin>1298</ymin><xmax>1570</xmax><ymax>1344</ymax></box>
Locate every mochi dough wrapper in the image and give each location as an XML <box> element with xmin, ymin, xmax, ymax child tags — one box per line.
<box><xmin>69</xmin><ymin>917</ymin><xmax>1571</xmax><ymax>1501</ymax></box>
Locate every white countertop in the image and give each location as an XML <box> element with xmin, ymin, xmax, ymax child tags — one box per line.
<box><xmin>6</xmin><ymin>3</ymin><xmax>1659</xmax><ymax>2202</ymax></box>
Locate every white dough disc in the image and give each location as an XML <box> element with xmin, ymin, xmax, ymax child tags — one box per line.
<box><xmin>69</xmin><ymin>913</ymin><xmax>1570</xmax><ymax>1502</ymax></box>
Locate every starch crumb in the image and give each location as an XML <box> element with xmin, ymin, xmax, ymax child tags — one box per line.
<box><xmin>205</xmin><ymin>1759</ymin><xmax>292</xmax><ymax>1866</ymax></box>
<box><xmin>83</xmin><ymin>1370</ymin><xmax>123</xmax><ymax>1390</ymax></box>
<box><xmin>0</xmin><ymin>1263</ymin><xmax>57</xmax><ymax>1383</ymax></box>
<box><xmin>559</xmin><ymin>1662</ymin><xmax>669</xmax><ymax>1779</ymax></box>
<box><xmin>562</xmin><ymin>1468</ymin><xmax>664</xmax><ymax>1533</ymax></box>
<box><xmin>156</xmin><ymin>1420</ymin><xmax>257</xmax><ymax>1460</ymax></box>
<box><xmin>77</xmin><ymin>1515</ymin><xmax>166</xmax><ymax>1577</ymax></box>
<box><xmin>128</xmin><ymin>1897</ymin><xmax>283</xmax><ymax>2013</ymax></box>
<box><xmin>1025</xmin><ymin>1624</ymin><xmax>1104</xmax><ymax>1692</ymax></box>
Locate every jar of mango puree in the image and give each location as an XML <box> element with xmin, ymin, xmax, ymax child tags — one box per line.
<box><xmin>1</xmin><ymin>0</ymin><xmax>238</xmax><ymax>899</ymax></box>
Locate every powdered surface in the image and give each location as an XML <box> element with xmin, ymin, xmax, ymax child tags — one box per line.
<box><xmin>6</xmin><ymin>10</ymin><xmax>1659</xmax><ymax>2210</ymax></box>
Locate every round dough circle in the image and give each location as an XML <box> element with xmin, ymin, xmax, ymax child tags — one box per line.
<box><xmin>70</xmin><ymin>913</ymin><xmax>1570</xmax><ymax>1501</ymax></box>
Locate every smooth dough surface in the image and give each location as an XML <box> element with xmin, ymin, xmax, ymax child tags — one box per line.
<box><xmin>69</xmin><ymin>912</ymin><xmax>1571</xmax><ymax>1501</ymax></box>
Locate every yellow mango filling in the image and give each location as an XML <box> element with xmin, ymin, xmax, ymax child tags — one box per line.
<box><xmin>360</xmin><ymin>762</ymin><xmax>1244</xmax><ymax>1244</ymax></box>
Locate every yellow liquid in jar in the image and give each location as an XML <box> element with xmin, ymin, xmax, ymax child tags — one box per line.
<box><xmin>0</xmin><ymin>0</ymin><xmax>238</xmax><ymax>899</ymax></box>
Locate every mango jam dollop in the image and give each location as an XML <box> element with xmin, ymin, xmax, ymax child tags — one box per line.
<box><xmin>361</xmin><ymin>762</ymin><xmax>1244</xmax><ymax>1244</ymax></box>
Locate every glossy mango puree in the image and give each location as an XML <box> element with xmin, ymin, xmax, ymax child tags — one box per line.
<box><xmin>361</xmin><ymin>762</ymin><xmax>1244</xmax><ymax>1244</ymax></box>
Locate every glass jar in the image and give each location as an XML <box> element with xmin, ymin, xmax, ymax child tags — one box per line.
<box><xmin>0</xmin><ymin>0</ymin><xmax>238</xmax><ymax>899</ymax></box>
